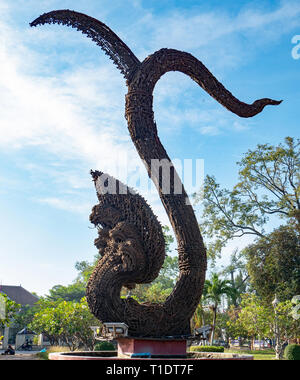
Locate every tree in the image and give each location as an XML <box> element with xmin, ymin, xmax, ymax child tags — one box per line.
<box><xmin>46</xmin><ymin>283</ymin><xmax>86</xmax><ymax>303</ymax></box>
<box><xmin>237</xmin><ymin>137</ymin><xmax>300</xmax><ymax>228</ymax></box>
<box><xmin>225</xmin><ymin>305</ymin><xmax>250</xmax><ymax>345</ymax></box>
<box><xmin>142</xmin><ymin>283</ymin><xmax>172</xmax><ymax>303</ymax></box>
<box><xmin>29</xmin><ymin>299</ymin><xmax>63</xmax><ymax>346</ymax></box>
<box><xmin>121</xmin><ymin>254</ymin><xmax>178</xmax><ymax>303</ymax></box>
<box><xmin>13</xmin><ymin>304</ymin><xmax>38</xmax><ymax>333</ymax></box>
<box><xmin>0</xmin><ymin>294</ymin><xmax>20</xmax><ymax>329</ymax></box>
<box><xmin>75</xmin><ymin>257</ymin><xmax>99</xmax><ymax>285</ymax></box>
<box><xmin>191</xmin><ymin>302</ymin><xmax>211</xmax><ymax>330</ymax></box>
<box><xmin>30</xmin><ymin>298</ymin><xmax>99</xmax><ymax>350</ymax></box>
<box><xmin>227</xmin><ymin>294</ymin><xmax>300</xmax><ymax>357</ymax></box>
<box><xmin>57</xmin><ymin>298</ymin><xmax>100</xmax><ymax>351</ymax></box>
<box><xmin>244</xmin><ymin>225</ymin><xmax>300</xmax><ymax>303</ymax></box>
<box><xmin>161</xmin><ymin>225</ymin><xmax>175</xmax><ymax>253</ymax></box>
<box><xmin>194</xmin><ymin>137</ymin><xmax>300</xmax><ymax>260</ymax></box>
<box><xmin>203</xmin><ymin>273</ymin><xmax>236</xmax><ymax>344</ymax></box>
<box><xmin>232</xmin><ymin>294</ymin><xmax>273</xmax><ymax>350</ymax></box>
<box><xmin>220</xmin><ymin>249</ymin><xmax>250</xmax><ymax>306</ymax></box>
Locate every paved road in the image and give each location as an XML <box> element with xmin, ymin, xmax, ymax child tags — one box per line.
<box><xmin>0</xmin><ymin>350</ymin><xmax>41</xmax><ymax>360</ymax></box>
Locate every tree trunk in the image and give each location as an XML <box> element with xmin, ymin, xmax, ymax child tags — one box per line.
<box><xmin>275</xmin><ymin>340</ymin><xmax>284</xmax><ymax>360</ymax></box>
<box><xmin>202</xmin><ymin>309</ymin><xmax>206</xmax><ymax>326</ymax></box>
<box><xmin>210</xmin><ymin>305</ymin><xmax>217</xmax><ymax>345</ymax></box>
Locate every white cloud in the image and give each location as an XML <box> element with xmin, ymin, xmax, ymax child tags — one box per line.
<box><xmin>0</xmin><ymin>35</ymin><xmax>129</xmax><ymax>162</ymax></box>
<box><xmin>0</xmin><ymin>16</ymin><xmax>143</xmax><ymax>176</ymax></box>
<box><xmin>38</xmin><ymin>197</ymin><xmax>92</xmax><ymax>216</ymax></box>
<box><xmin>233</xmin><ymin>121</ymin><xmax>249</xmax><ymax>132</ymax></box>
<box><xmin>2</xmin><ymin>0</ymin><xmax>294</xmax><ymax>162</ymax></box>
<box><xmin>200</xmin><ymin>126</ymin><xmax>220</xmax><ymax>136</ymax></box>
<box><xmin>130</xmin><ymin>0</ymin><xmax>300</xmax><ymax>73</ymax></box>
<box><xmin>0</xmin><ymin>0</ymin><xmax>295</xmax><ymax>225</ymax></box>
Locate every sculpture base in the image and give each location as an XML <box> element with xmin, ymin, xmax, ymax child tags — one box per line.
<box><xmin>117</xmin><ymin>337</ymin><xmax>187</xmax><ymax>358</ymax></box>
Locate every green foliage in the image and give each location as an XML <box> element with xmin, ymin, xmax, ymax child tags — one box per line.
<box><xmin>94</xmin><ymin>341</ymin><xmax>115</xmax><ymax>351</ymax></box>
<box><xmin>0</xmin><ymin>293</ymin><xmax>21</xmax><ymax>328</ymax></box>
<box><xmin>154</xmin><ymin>254</ymin><xmax>178</xmax><ymax>289</ymax></box>
<box><xmin>36</xmin><ymin>346</ymin><xmax>73</xmax><ymax>359</ymax></box>
<box><xmin>128</xmin><ymin>256</ymin><xmax>178</xmax><ymax>301</ymax></box>
<box><xmin>244</xmin><ymin>225</ymin><xmax>300</xmax><ymax>302</ymax></box>
<box><xmin>190</xmin><ymin>345</ymin><xmax>224</xmax><ymax>353</ymax></box>
<box><xmin>194</xmin><ymin>137</ymin><xmax>300</xmax><ymax>260</ymax></box>
<box><xmin>36</xmin><ymin>351</ymin><xmax>49</xmax><ymax>360</ymax></box>
<box><xmin>162</xmin><ymin>225</ymin><xmax>174</xmax><ymax>254</ymax></box>
<box><xmin>195</xmin><ymin>175</ymin><xmax>266</xmax><ymax>261</ymax></box>
<box><xmin>191</xmin><ymin>303</ymin><xmax>212</xmax><ymax>330</ymax></box>
<box><xmin>225</xmin><ymin>294</ymin><xmax>300</xmax><ymax>346</ymax></box>
<box><xmin>13</xmin><ymin>304</ymin><xmax>38</xmax><ymax>332</ymax></box>
<box><xmin>30</xmin><ymin>298</ymin><xmax>100</xmax><ymax>351</ymax></box>
<box><xmin>143</xmin><ymin>282</ymin><xmax>172</xmax><ymax>303</ymax></box>
<box><xmin>228</xmin><ymin>294</ymin><xmax>272</xmax><ymax>340</ymax></box>
<box><xmin>204</xmin><ymin>273</ymin><xmax>237</xmax><ymax>306</ymax></box>
<box><xmin>237</xmin><ymin>137</ymin><xmax>300</xmax><ymax>227</ymax></box>
<box><xmin>203</xmin><ymin>273</ymin><xmax>237</xmax><ymax>344</ymax></box>
<box><xmin>284</xmin><ymin>344</ymin><xmax>300</xmax><ymax>360</ymax></box>
<box><xmin>220</xmin><ymin>249</ymin><xmax>249</xmax><ymax>306</ymax></box>
<box><xmin>46</xmin><ymin>283</ymin><xmax>86</xmax><ymax>302</ymax></box>
<box><xmin>274</xmin><ymin>300</ymin><xmax>300</xmax><ymax>342</ymax></box>
<box><xmin>226</xmin><ymin>349</ymin><xmax>275</xmax><ymax>360</ymax></box>
<box><xmin>75</xmin><ymin>258</ymin><xmax>99</xmax><ymax>284</ymax></box>
<box><xmin>226</xmin><ymin>305</ymin><xmax>250</xmax><ymax>340</ymax></box>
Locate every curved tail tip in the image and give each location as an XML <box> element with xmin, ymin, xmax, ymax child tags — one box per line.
<box><xmin>270</xmin><ymin>99</ymin><xmax>283</xmax><ymax>106</ymax></box>
<box><xmin>253</xmin><ymin>98</ymin><xmax>283</xmax><ymax>110</ymax></box>
<box><xmin>260</xmin><ymin>98</ymin><xmax>283</xmax><ymax>106</ymax></box>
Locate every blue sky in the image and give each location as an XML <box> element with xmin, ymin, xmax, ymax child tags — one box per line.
<box><xmin>0</xmin><ymin>0</ymin><xmax>299</xmax><ymax>296</ymax></box>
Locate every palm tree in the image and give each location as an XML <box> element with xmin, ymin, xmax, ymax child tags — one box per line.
<box><xmin>204</xmin><ymin>273</ymin><xmax>237</xmax><ymax>345</ymax></box>
<box><xmin>220</xmin><ymin>249</ymin><xmax>249</xmax><ymax>307</ymax></box>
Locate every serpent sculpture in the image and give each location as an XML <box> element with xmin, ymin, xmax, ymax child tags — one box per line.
<box><xmin>31</xmin><ymin>10</ymin><xmax>281</xmax><ymax>338</ymax></box>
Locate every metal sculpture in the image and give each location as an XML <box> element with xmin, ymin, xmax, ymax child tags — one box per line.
<box><xmin>30</xmin><ymin>10</ymin><xmax>281</xmax><ymax>338</ymax></box>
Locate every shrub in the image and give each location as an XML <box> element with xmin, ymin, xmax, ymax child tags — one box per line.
<box><xmin>35</xmin><ymin>346</ymin><xmax>71</xmax><ymax>360</ymax></box>
<box><xmin>94</xmin><ymin>341</ymin><xmax>115</xmax><ymax>351</ymax></box>
<box><xmin>36</xmin><ymin>351</ymin><xmax>49</xmax><ymax>360</ymax></box>
<box><xmin>190</xmin><ymin>345</ymin><xmax>224</xmax><ymax>353</ymax></box>
<box><xmin>284</xmin><ymin>344</ymin><xmax>300</xmax><ymax>360</ymax></box>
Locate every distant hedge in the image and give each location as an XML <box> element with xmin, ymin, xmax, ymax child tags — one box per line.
<box><xmin>94</xmin><ymin>341</ymin><xmax>115</xmax><ymax>351</ymax></box>
<box><xmin>190</xmin><ymin>346</ymin><xmax>224</xmax><ymax>353</ymax></box>
<box><xmin>284</xmin><ymin>344</ymin><xmax>300</xmax><ymax>360</ymax></box>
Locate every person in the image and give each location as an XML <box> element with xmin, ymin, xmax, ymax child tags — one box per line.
<box><xmin>1</xmin><ymin>344</ymin><xmax>15</xmax><ymax>355</ymax></box>
<box><xmin>21</xmin><ymin>339</ymin><xmax>32</xmax><ymax>350</ymax></box>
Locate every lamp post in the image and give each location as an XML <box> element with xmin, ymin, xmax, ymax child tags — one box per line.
<box><xmin>272</xmin><ymin>294</ymin><xmax>281</xmax><ymax>360</ymax></box>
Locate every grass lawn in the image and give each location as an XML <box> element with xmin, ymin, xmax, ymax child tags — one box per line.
<box><xmin>225</xmin><ymin>348</ymin><xmax>276</xmax><ymax>360</ymax></box>
<box><xmin>36</xmin><ymin>346</ymin><xmax>71</xmax><ymax>360</ymax></box>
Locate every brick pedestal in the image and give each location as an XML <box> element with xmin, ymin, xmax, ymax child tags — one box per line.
<box><xmin>117</xmin><ymin>337</ymin><xmax>187</xmax><ymax>358</ymax></box>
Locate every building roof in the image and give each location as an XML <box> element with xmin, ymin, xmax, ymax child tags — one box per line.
<box><xmin>0</xmin><ymin>285</ymin><xmax>39</xmax><ymax>306</ymax></box>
